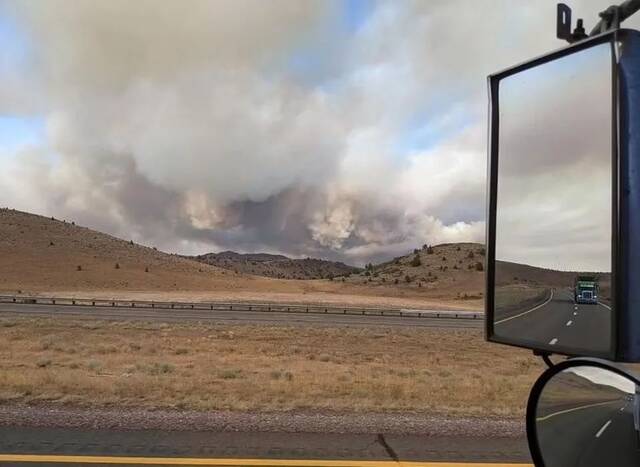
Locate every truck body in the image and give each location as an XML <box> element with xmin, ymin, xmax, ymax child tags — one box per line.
<box><xmin>574</xmin><ymin>275</ymin><xmax>599</xmax><ymax>305</ymax></box>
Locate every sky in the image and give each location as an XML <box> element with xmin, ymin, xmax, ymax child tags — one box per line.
<box><xmin>0</xmin><ymin>0</ymin><xmax>635</xmax><ymax>266</ymax></box>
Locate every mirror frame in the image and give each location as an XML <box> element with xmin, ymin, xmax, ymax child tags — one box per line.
<box><xmin>486</xmin><ymin>30</ymin><xmax>621</xmax><ymax>359</ymax></box>
<box><xmin>526</xmin><ymin>357</ymin><xmax>639</xmax><ymax>467</ymax></box>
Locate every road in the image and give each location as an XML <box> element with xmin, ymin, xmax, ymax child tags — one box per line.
<box><xmin>536</xmin><ymin>398</ymin><xmax>640</xmax><ymax>466</ymax></box>
<box><xmin>494</xmin><ymin>289</ymin><xmax>610</xmax><ymax>352</ymax></box>
<box><xmin>0</xmin><ymin>302</ymin><xmax>482</xmax><ymax>329</ymax></box>
<box><xmin>0</xmin><ymin>426</ymin><xmax>531</xmax><ymax>466</ymax></box>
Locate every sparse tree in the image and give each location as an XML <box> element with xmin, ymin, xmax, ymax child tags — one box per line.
<box><xmin>426</xmin><ymin>245</ymin><xmax>434</xmax><ymax>254</ymax></box>
<box><xmin>422</xmin><ymin>244</ymin><xmax>428</xmax><ymax>250</ymax></box>
<box><xmin>413</xmin><ymin>248</ymin><xmax>420</xmax><ymax>254</ymax></box>
<box><xmin>410</xmin><ymin>255</ymin><xmax>421</xmax><ymax>267</ymax></box>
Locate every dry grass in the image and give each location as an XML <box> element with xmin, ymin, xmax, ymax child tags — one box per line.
<box><xmin>0</xmin><ymin>316</ymin><xmax>541</xmax><ymax>417</ymax></box>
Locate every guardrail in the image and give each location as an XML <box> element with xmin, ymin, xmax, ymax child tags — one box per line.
<box><xmin>0</xmin><ymin>295</ymin><xmax>483</xmax><ymax>320</ymax></box>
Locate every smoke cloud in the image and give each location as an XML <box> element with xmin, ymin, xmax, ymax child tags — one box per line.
<box><xmin>0</xmin><ymin>0</ymin><xmax>626</xmax><ymax>265</ymax></box>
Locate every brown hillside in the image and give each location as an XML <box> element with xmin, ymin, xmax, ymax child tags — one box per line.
<box><xmin>0</xmin><ymin>209</ymin><xmax>481</xmax><ymax>310</ymax></box>
<box><xmin>343</xmin><ymin>243</ymin><xmax>487</xmax><ymax>301</ymax></box>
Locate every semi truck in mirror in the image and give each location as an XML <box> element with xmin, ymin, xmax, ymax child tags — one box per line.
<box><xmin>574</xmin><ymin>275</ymin><xmax>599</xmax><ymax>305</ymax></box>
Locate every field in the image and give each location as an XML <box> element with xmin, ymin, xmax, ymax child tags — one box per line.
<box><xmin>0</xmin><ymin>316</ymin><xmax>541</xmax><ymax>417</ymax></box>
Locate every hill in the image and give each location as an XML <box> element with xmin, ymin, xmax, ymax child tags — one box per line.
<box><xmin>0</xmin><ymin>208</ymin><xmax>482</xmax><ymax>310</ymax></box>
<box><xmin>342</xmin><ymin>242</ymin><xmax>487</xmax><ymax>300</ymax></box>
<box><xmin>192</xmin><ymin>251</ymin><xmax>360</xmax><ymax>279</ymax></box>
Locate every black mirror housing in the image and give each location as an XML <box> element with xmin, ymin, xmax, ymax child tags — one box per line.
<box><xmin>486</xmin><ymin>29</ymin><xmax>640</xmax><ymax>362</ymax></box>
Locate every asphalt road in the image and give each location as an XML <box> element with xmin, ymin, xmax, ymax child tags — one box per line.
<box><xmin>494</xmin><ymin>289</ymin><xmax>610</xmax><ymax>353</ymax></box>
<box><xmin>536</xmin><ymin>398</ymin><xmax>640</xmax><ymax>466</ymax></box>
<box><xmin>0</xmin><ymin>426</ymin><xmax>530</xmax><ymax>466</ymax></box>
<box><xmin>0</xmin><ymin>302</ymin><xmax>482</xmax><ymax>329</ymax></box>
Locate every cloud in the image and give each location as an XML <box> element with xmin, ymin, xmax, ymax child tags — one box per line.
<box><xmin>0</xmin><ymin>0</ymin><xmax>624</xmax><ymax>265</ymax></box>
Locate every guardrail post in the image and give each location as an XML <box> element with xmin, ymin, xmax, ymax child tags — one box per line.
<box><xmin>52</xmin><ymin>299</ymin><xmax>55</xmax><ymax>305</ymax></box>
<box><xmin>268</xmin><ymin>306</ymin><xmax>271</xmax><ymax>311</ymax></box>
<box><xmin>210</xmin><ymin>305</ymin><xmax>213</xmax><ymax>310</ymax></box>
<box><xmin>12</xmin><ymin>298</ymin><xmax>15</xmax><ymax>303</ymax></box>
<box><xmin>191</xmin><ymin>304</ymin><xmax>194</xmax><ymax>309</ymax></box>
<box><xmin>381</xmin><ymin>311</ymin><xmax>384</xmax><ymax>316</ymax></box>
<box><xmin>249</xmin><ymin>306</ymin><xmax>252</xmax><ymax>311</ymax></box>
<box><xmin>92</xmin><ymin>301</ymin><xmax>95</xmax><ymax>306</ymax></box>
<box><xmin>171</xmin><ymin>304</ymin><xmax>174</xmax><ymax>309</ymax></box>
<box><xmin>72</xmin><ymin>300</ymin><xmax>75</xmax><ymax>305</ymax></box>
<box><xmin>230</xmin><ymin>305</ymin><xmax>233</xmax><ymax>310</ymax></box>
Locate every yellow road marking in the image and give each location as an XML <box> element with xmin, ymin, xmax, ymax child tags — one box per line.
<box><xmin>0</xmin><ymin>455</ymin><xmax>531</xmax><ymax>466</ymax></box>
<box><xmin>536</xmin><ymin>400</ymin><xmax>620</xmax><ymax>422</ymax></box>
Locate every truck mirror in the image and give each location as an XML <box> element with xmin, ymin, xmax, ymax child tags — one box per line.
<box><xmin>486</xmin><ymin>29</ymin><xmax>640</xmax><ymax>361</ymax></box>
<box><xmin>527</xmin><ymin>358</ymin><xmax>640</xmax><ymax>466</ymax></box>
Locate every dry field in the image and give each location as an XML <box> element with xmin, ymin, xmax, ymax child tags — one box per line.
<box><xmin>0</xmin><ymin>316</ymin><xmax>541</xmax><ymax>417</ymax></box>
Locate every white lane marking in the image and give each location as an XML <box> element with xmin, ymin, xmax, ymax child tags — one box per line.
<box><xmin>599</xmin><ymin>302</ymin><xmax>612</xmax><ymax>310</ymax></box>
<box><xmin>566</xmin><ymin>320</ymin><xmax>573</xmax><ymax>326</ymax></box>
<box><xmin>621</xmin><ymin>407</ymin><xmax>625</xmax><ymax>412</ymax></box>
<box><xmin>596</xmin><ymin>420</ymin><xmax>612</xmax><ymax>438</ymax></box>
<box><xmin>573</xmin><ymin>311</ymin><xmax>578</xmax><ymax>316</ymax></box>
<box><xmin>549</xmin><ymin>338</ymin><xmax>558</xmax><ymax>345</ymax></box>
<box><xmin>495</xmin><ymin>290</ymin><xmax>554</xmax><ymax>324</ymax></box>
<box><xmin>537</xmin><ymin>400</ymin><xmax>619</xmax><ymax>422</ymax></box>
<box><xmin>574</xmin><ymin>305</ymin><xmax>578</xmax><ymax>310</ymax></box>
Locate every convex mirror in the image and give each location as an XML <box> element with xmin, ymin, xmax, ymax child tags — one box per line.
<box><xmin>528</xmin><ymin>359</ymin><xmax>640</xmax><ymax>467</ymax></box>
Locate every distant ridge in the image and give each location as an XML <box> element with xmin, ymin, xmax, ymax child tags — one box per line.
<box><xmin>192</xmin><ymin>251</ymin><xmax>360</xmax><ymax>280</ymax></box>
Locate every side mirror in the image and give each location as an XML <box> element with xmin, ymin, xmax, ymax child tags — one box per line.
<box><xmin>527</xmin><ymin>358</ymin><xmax>640</xmax><ymax>466</ymax></box>
<box><xmin>486</xmin><ymin>28</ymin><xmax>640</xmax><ymax>361</ymax></box>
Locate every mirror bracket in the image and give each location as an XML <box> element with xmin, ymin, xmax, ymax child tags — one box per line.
<box><xmin>533</xmin><ymin>349</ymin><xmax>555</xmax><ymax>368</ymax></box>
<box><xmin>556</xmin><ymin>4</ymin><xmax>588</xmax><ymax>43</ymax></box>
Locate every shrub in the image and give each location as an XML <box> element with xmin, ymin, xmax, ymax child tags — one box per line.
<box><xmin>413</xmin><ymin>248</ymin><xmax>420</xmax><ymax>254</ymax></box>
<box><xmin>365</xmin><ymin>271</ymin><xmax>371</xmax><ymax>277</ymax></box>
<box><xmin>426</xmin><ymin>245</ymin><xmax>434</xmax><ymax>254</ymax></box>
<box><xmin>478</xmin><ymin>248</ymin><xmax>486</xmax><ymax>256</ymax></box>
<box><xmin>36</xmin><ymin>358</ymin><xmax>52</xmax><ymax>368</ymax></box>
<box><xmin>475</xmin><ymin>262</ymin><xmax>484</xmax><ymax>271</ymax></box>
<box><xmin>76</xmin><ymin>265</ymin><xmax>82</xmax><ymax>271</ymax></box>
<box><xmin>49</xmin><ymin>241</ymin><xmax>54</xmax><ymax>246</ymax></box>
<box><xmin>129</xmin><ymin>240</ymin><xmax>134</xmax><ymax>245</ymax></box>
<box><xmin>441</xmin><ymin>256</ymin><xmax>447</xmax><ymax>261</ymax></box>
<box><xmin>394</xmin><ymin>278</ymin><xmax>399</xmax><ymax>285</ymax></box>
<box><xmin>467</xmin><ymin>251</ymin><xmax>475</xmax><ymax>259</ymax></box>
<box><xmin>145</xmin><ymin>266</ymin><xmax>149</xmax><ymax>273</ymax></box>
<box><xmin>115</xmin><ymin>263</ymin><xmax>120</xmax><ymax>269</ymax></box>
<box><xmin>405</xmin><ymin>274</ymin><xmax>412</xmax><ymax>283</ymax></box>
<box><xmin>456</xmin><ymin>246</ymin><xmax>461</xmax><ymax>251</ymax></box>
<box><xmin>410</xmin><ymin>255</ymin><xmax>421</xmax><ymax>267</ymax></box>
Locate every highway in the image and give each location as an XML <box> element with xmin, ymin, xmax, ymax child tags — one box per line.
<box><xmin>0</xmin><ymin>302</ymin><xmax>482</xmax><ymax>329</ymax></box>
<box><xmin>536</xmin><ymin>398</ymin><xmax>640</xmax><ymax>466</ymax></box>
<box><xmin>0</xmin><ymin>426</ymin><xmax>531</xmax><ymax>466</ymax></box>
<box><xmin>494</xmin><ymin>290</ymin><xmax>610</xmax><ymax>352</ymax></box>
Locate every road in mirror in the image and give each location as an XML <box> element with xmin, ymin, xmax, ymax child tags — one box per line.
<box><xmin>493</xmin><ymin>42</ymin><xmax>612</xmax><ymax>355</ymax></box>
<box><xmin>536</xmin><ymin>365</ymin><xmax>639</xmax><ymax>467</ymax></box>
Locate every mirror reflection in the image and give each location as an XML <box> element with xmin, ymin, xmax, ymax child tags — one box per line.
<box><xmin>493</xmin><ymin>42</ymin><xmax>612</xmax><ymax>355</ymax></box>
<box><xmin>536</xmin><ymin>365</ymin><xmax>639</xmax><ymax>467</ymax></box>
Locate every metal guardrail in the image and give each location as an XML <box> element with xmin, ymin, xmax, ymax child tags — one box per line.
<box><xmin>0</xmin><ymin>295</ymin><xmax>483</xmax><ymax>320</ymax></box>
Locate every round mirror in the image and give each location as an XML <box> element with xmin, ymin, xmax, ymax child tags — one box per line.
<box><xmin>528</xmin><ymin>359</ymin><xmax>640</xmax><ymax>466</ymax></box>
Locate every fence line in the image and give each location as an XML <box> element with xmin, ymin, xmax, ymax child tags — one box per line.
<box><xmin>0</xmin><ymin>295</ymin><xmax>482</xmax><ymax>320</ymax></box>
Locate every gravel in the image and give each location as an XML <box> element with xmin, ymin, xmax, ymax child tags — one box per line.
<box><xmin>0</xmin><ymin>404</ymin><xmax>524</xmax><ymax>437</ymax></box>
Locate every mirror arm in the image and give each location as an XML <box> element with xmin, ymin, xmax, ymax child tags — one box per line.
<box><xmin>533</xmin><ymin>349</ymin><xmax>555</xmax><ymax>368</ymax></box>
<box><xmin>589</xmin><ymin>0</ymin><xmax>640</xmax><ymax>36</ymax></box>
<box><xmin>557</xmin><ymin>0</ymin><xmax>640</xmax><ymax>44</ymax></box>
